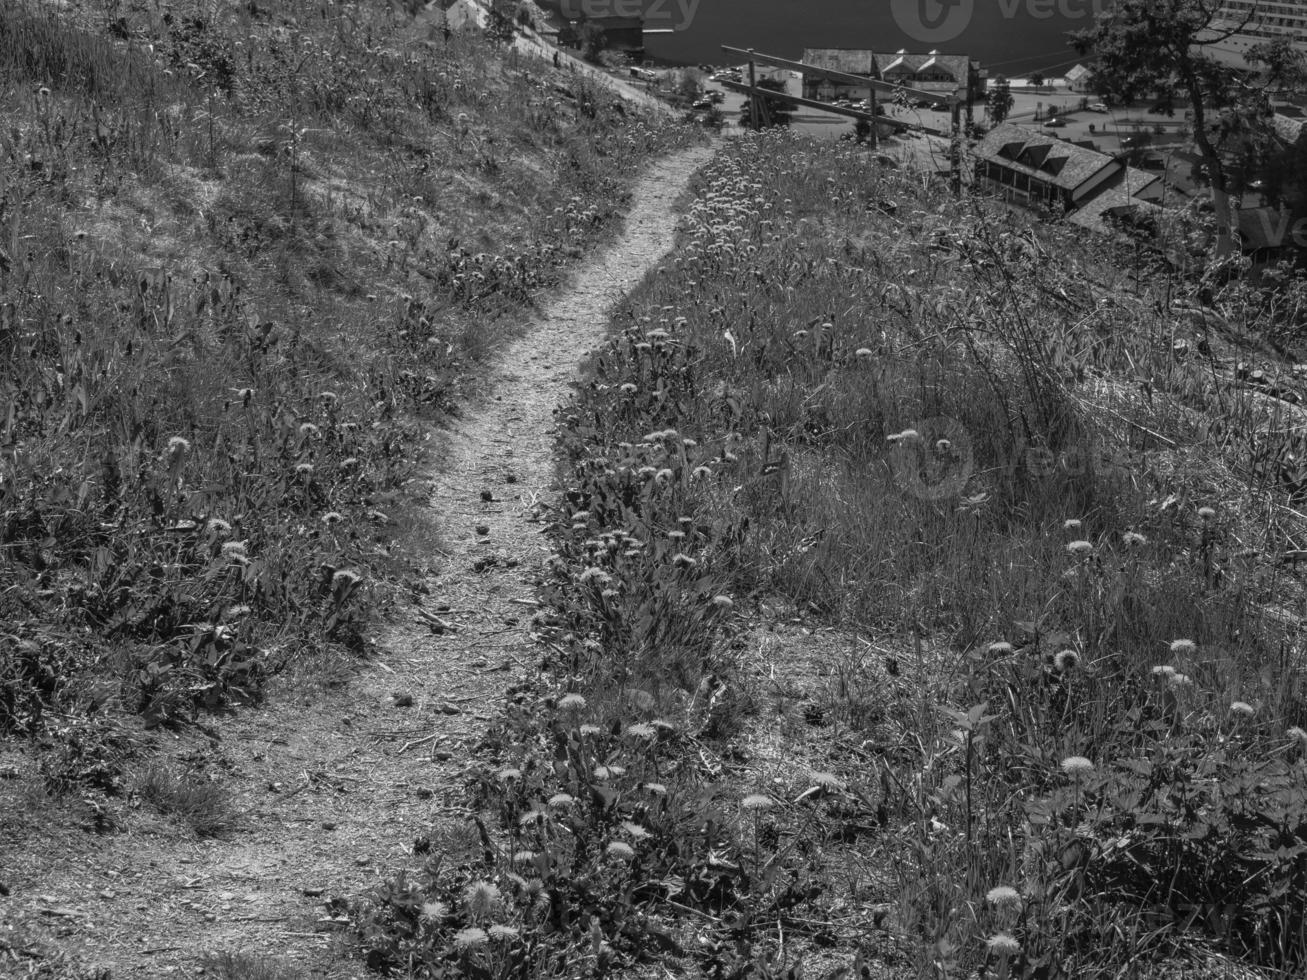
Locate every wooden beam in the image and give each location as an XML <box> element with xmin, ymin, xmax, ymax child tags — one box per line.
<box><xmin>720</xmin><ymin>45</ymin><xmax>959</xmax><ymax>106</ymax></box>
<box><xmin>718</xmin><ymin>79</ymin><xmax>945</xmax><ymax>135</ymax></box>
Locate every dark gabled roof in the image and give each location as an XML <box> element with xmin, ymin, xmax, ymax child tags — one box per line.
<box><xmin>1067</xmin><ymin>168</ymin><xmax>1164</xmax><ymax>233</ymax></box>
<box><xmin>799</xmin><ymin>48</ymin><xmax>974</xmax><ymax>84</ymax></box>
<box><xmin>976</xmin><ymin>122</ymin><xmax>1117</xmax><ymax>194</ymax></box>
<box><xmin>1272</xmin><ymin>112</ymin><xmax>1307</xmax><ymax>145</ymax></box>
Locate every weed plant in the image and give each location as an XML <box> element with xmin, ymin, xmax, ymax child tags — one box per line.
<box><xmin>0</xmin><ymin>0</ymin><xmax>692</xmax><ymax>779</ymax></box>
<box><xmin>357</xmin><ymin>133</ymin><xmax>1307</xmax><ymax>978</ymax></box>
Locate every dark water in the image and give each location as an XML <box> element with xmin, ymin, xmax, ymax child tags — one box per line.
<box><xmin>639</xmin><ymin>0</ymin><xmax>1097</xmax><ymax>76</ymax></box>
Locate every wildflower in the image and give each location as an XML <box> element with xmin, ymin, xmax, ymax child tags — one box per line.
<box><xmin>295</xmin><ymin>462</ymin><xmax>314</xmax><ymax>477</ymax></box>
<box><xmin>712</xmin><ymin>595</ymin><xmax>734</xmax><ymax>610</ymax></box>
<box><xmin>221</xmin><ymin>540</ymin><xmax>248</xmax><ymax>557</ymax></box>
<box><xmin>331</xmin><ymin>569</ymin><xmax>361</xmax><ymax>591</ymax></box>
<box><xmin>548</xmin><ymin>793</ymin><xmax>575</xmax><ymax>807</ymax></box>
<box><xmin>166</xmin><ymin>436</ymin><xmax>191</xmax><ymax>456</ymax></box>
<box><xmin>742</xmin><ymin>794</ymin><xmax>774</xmax><ymax>811</ymax></box>
<box><xmin>1061</xmin><ymin>756</ymin><xmax>1094</xmax><ymax>776</ymax></box>
<box><xmin>643</xmin><ymin>782</ymin><xmax>667</xmax><ymax>795</ymax></box>
<box><xmin>579</xmin><ymin>724</ymin><xmax>603</xmax><ymax>736</ymax></box>
<box><xmin>421</xmin><ymin>900</ymin><xmax>448</xmax><ymax>919</ymax></box>
<box><xmin>1288</xmin><ymin>726</ymin><xmax>1307</xmax><ymax>746</ymax></box>
<box><xmin>225</xmin><ymin>604</ymin><xmax>251</xmax><ymax>618</ymax></box>
<box><xmin>1169</xmin><ymin>639</ymin><xmax>1196</xmax><ymax>656</ymax></box>
<box><xmin>1063</xmin><ymin>519</ymin><xmax>1082</xmax><ymax>531</ymax></box>
<box><xmin>855</xmin><ymin>347</ymin><xmax>873</xmax><ymax>358</ymax></box>
<box><xmin>593</xmin><ymin>765</ymin><xmax>625</xmax><ymax>779</ymax></box>
<box><xmin>512</xmin><ymin>850</ymin><xmax>537</xmax><ymax>864</ymax></box>
<box><xmin>655</xmin><ymin>468</ymin><xmax>674</xmax><ymax>483</ymax></box>
<box><xmin>497</xmin><ymin>768</ymin><xmax>521</xmax><ymax>782</ymax></box>
<box><xmin>558</xmin><ymin>693</ymin><xmax>587</xmax><ymax>712</ymax></box>
<box><xmin>319</xmin><ymin>391</ymin><xmax>338</xmax><ymax>404</ymax></box>
<box><xmin>667</xmin><ymin>530</ymin><xmax>686</xmax><ymax>541</ymax></box>
<box><xmin>606</xmin><ymin>841</ymin><xmax>636</xmax><ymax>862</ymax></box>
<box><xmin>1122</xmin><ymin>531</ymin><xmax>1147</xmax><ymax>547</ymax></box>
<box><xmin>887</xmin><ymin>429</ymin><xmax>920</xmax><ymax>444</ymax></box>
<box><xmin>1151</xmin><ymin>664</ymin><xmax>1176</xmax><ymax>678</ymax></box>
<box><xmin>578</xmin><ymin>567</ymin><xmax>611</xmax><ymax>586</ymax></box>
<box><xmin>986</xmin><ymin>933</ymin><xmax>1021</xmax><ymax>956</ymax></box>
<box><xmin>321</xmin><ymin>511</ymin><xmax>344</xmax><ymax>525</ymax></box>
<box><xmin>453</xmin><ymin>927</ymin><xmax>489</xmax><ymax>949</ymax></box>
<box><xmin>621</xmin><ymin>821</ymin><xmax>651</xmax><ymax>840</ymax></box>
<box><xmin>986</xmin><ymin>885</ymin><xmax>1022</xmax><ymax>909</ymax></box>
<box><xmin>1198</xmin><ymin>506</ymin><xmax>1216</xmax><ymax>520</ymax></box>
<box><xmin>340</xmin><ymin>457</ymin><xmax>360</xmax><ymax>470</ymax></box>
<box><xmin>811</xmin><ymin>772</ymin><xmax>845</xmax><ymax>791</ymax></box>
<box><xmin>1054</xmin><ymin>649</ymin><xmax>1080</xmax><ymax>672</ymax></box>
<box><xmin>1230</xmin><ymin>701</ymin><xmax>1255</xmax><ymax>717</ymax></box>
<box><xmin>234</xmin><ymin>387</ymin><xmax>255</xmax><ymax>403</ymax></box>
<box><xmin>489</xmin><ymin>924</ymin><xmax>519</xmax><ymax>940</ymax></box>
<box><xmin>987</xmin><ymin>641</ymin><xmax>1014</xmax><ymax>656</ymax></box>
<box><xmin>518</xmin><ymin>810</ymin><xmax>544</xmax><ymax>827</ymax></box>
<box><xmin>205</xmin><ymin>518</ymin><xmax>232</xmax><ymax>536</ymax></box>
<box><xmin>1168</xmin><ymin>672</ymin><xmax>1193</xmax><ymax>688</ymax></box>
<box><xmin>463</xmin><ymin>881</ymin><xmax>500</xmax><ymax>918</ymax></box>
<box><xmin>299</xmin><ymin>423</ymin><xmax>320</xmax><ymax>437</ymax></box>
<box><xmin>672</xmin><ymin>553</ymin><xmax>697</xmax><ymax>568</ymax></box>
<box><xmin>692</xmin><ymin>465</ymin><xmax>713</xmax><ymax>480</ymax></box>
<box><xmin>625</xmin><ymin>723</ymin><xmax>656</xmax><ymax>739</ymax></box>
<box><xmin>620</xmin><ymin>382</ymin><xmax>638</xmax><ymax>394</ymax></box>
<box><xmin>936</xmin><ymin>439</ymin><xmax>951</xmax><ymax>451</ymax></box>
<box><xmin>1066</xmin><ymin>540</ymin><xmax>1093</xmax><ymax>556</ymax></box>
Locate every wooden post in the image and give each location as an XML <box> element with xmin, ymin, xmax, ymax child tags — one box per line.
<box><xmin>950</xmin><ymin>97</ymin><xmax>961</xmax><ymax>198</ymax></box>
<box><xmin>869</xmin><ymin>86</ymin><xmax>879</xmax><ymax>147</ymax></box>
<box><xmin>748</xmin><ymin>50</ymin><xmax>759</xmax><ymax>130</ymax></box>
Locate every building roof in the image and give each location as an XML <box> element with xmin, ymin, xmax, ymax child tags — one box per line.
<box><xmin>799</xmin><ymin>48</ymin><xmax>974</xmax><ymax>84</ymax></box>
<box><xmin>1067</xmin><ymin>168</ymin><xmax>1164</xmax><ymax>233</ymax></box>
<box><xmin>976</xmin><ymin>122</ymin><xmax>1119</xmax><ymax>194</ymax></box>
<box><xmin>1272</xmin><ymin>112</ymin><xmax>1307</xmax><ymax>144</ymax></box>
<box><xmin>802</xmin><ymin>48</ymin><xmax>875</xmax><ymax>76</ymax></box>
<box><xmin>1064</xmin><ymin>63</ymin><xmax>1093</xmax><ymax>81</ymax></box>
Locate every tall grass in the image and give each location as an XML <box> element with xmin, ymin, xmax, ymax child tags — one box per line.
<box><xmin>355</xmin><ymin>133</ymin><xmax>1307</xmax><ymax>978</ymax></box>
<box><xmin>0</xmin><ymin>0</ymin><xmax>693</xmax><ymax>756</ymax></box>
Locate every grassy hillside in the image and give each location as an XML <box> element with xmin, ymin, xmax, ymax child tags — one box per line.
<box><xmin>354</xmin><ymin>133</ymin><xmax>1307</xmax><ymax>977</ymax></box>
<box><xmin>0</xmin><ymin>0</ymin><xmax>691</xmax><ymax>776</ymax></box>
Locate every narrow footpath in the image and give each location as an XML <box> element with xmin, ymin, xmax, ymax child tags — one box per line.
<box><xmin>2</xmin><ymin>144</ymin><xmax>714</xmax><ymax>979</ymax></box>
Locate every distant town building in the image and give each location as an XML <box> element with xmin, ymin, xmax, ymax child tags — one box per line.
<box><xmin>973</xmin><ymin>122</ymin><xmax>1122</xmax><ymax>209</ymax></box>
<box><xmin>1201</xmin><ymin>1</ymin><xmax>1307</xmax><ymax>68</ymax></box>
<box><xmin>1063</xmin><ymin>63</ymin><xmax>1095</xmax><ymax>93</ymax></box>
<box><xmin>799</xmin><ymin>48</ymin><xmax>983</xmax><ymax>102</ymax></box>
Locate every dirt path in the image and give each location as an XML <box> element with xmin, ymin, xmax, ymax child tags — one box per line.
<box><xmin>1</xmin><ymin>144</ymin><xmax>713</xmax><ymax>979</ymax></box>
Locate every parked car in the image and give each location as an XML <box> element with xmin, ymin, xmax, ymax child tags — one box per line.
<box><xmin>1089</xmin><ymin>102</ymin><xmax>1109</xmax><ymax>112</ymax></box>
<box><xmin>692</xmin><ymin>98</ymin><xmax>713</xmax><ymax>110</ymax></box>
<box><xmin>1043</xmin><ymin>117</ymin><xmax>1067</xmax><ymax>127</ymax></box>
<box><xmin>708</xmin><ymin>91</ymin><xmax>724</xmax><ymax>104</ymax></box>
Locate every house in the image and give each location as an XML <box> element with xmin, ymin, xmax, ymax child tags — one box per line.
<box><xmin>973</xmin><ymin>123</ymin><xmax>1122</xmax><ymax>209</ymax></box>
<box><xmin>799</xmin><ymin>48</ymin><xmax>984</xmax><ymax>102</ymax></box>
<box><xmin>586</xmin><ymin>15</ymin><xmax>644</xmax><ymax>53</ymax></box>
<box><xmin>1064</xmin><ymin>63</ymin><xmax>1095</xmax><ymax>93</ymax></box>
<box><xmin>1066</xmin><ymin>168</ymin><xmax>1167</xmax><ymax>234</ymax></box>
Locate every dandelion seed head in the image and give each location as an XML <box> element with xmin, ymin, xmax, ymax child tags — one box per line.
<box><xmin>811</xmin><ymin>771</ymin><xmax>845</xmax><ymax>791</ymax></box>
<box><xmin>643</xmin><ymin>782</ymin><xmax>667</xmax><ymax>795</ymax></box>
<box><xmin>1063</xmin><ymin>518</ymin><xmax>1082</xmax><ymax>531</ymax></box>
<box><xmin>295</xmin><ymin>462</ymin><xmax>314</xmax><ymax>476</ymax></box>
<box><xmin>1066</xmin><ymin>539</ymin><xmax>1093</xmax><ymax>556</ymax></box>
<box><xmin>1061</xmin><ymin>755</ymin><xmax>1094</xmax><ymax>776</ymax></box>
<box><xmin>625</xmin><ymin>723</ymin><xmax>656</xmax><ymax>739</ymax></box>
<box><xmin>421</xmin><ymin>900</ymin><xmax>448</xmax><ymax>919</ymax></box>
<box><xmin>742</xmin><ymin>793</ymin><xmax>774</xmax><ymax>810</ymax></box>
<box><xmin>712</xmin><ymin>594</ymin><xmax>734</xmax><ymax>609</ymax></box>
<box><xmin>489</xmin><ymin>924</ymin><xmax>519</xmax><ymax>940</ymax></box>
<box><xmin>1287</xmin><ymin>726</ymin><xmax>1307</xmax><ymax>745</ymax></box>
<box><xmin>1151</xmin><ymin>664</ymin><xmax>1176</xmax><ymax>678</ymax></box>
<box><xmin>463</xmin><ymin>880</ymin><xmax>500</xmax><ymax>918</ymax></box>
<box><xmin>1198</xmin><ymin>506</ymin><xmax>1216</xmax><ymax>520</ymax></box>
<box><xmin>987</xmin><ymin>641</ymin><xmax>1014</xmax><ymax>656</ymax></box>
<box><xmin>986</xmin><ymin>933</ymin><xmax>1021</xmax><ymax>956</ymax></box>
<box><xmin>986</xmin><ymin>885</ymin><xmax>1021</xmax><ymax>908</ymax></box>
<box><xmin>206</xmin><ymin>518</ymin><xmax>232</xmax><ymax>535</ymax></box>
<box><xmin>453</xmin><ymin>926</ymin><xmax>488</xmax><ymax>948</ymax></box>
<box><xmin>579</xmin><ymin>724</ymin><xmax>602</xmax><ymax>736</ymax></box>
<box><xmin>1230</xmin><ymin>701</ymin><xmax>1255</xmax><ymax>717</ymax></box>
<box><xmin>1054</xmin><ymin>649</ymin><xmax>1080</xmax><ymax>672</ymax></box>
<box><xmin>621</xmin><ymin>821</ymin><xmax>650</xmax><ymax>840</ymax></box>
<box><xmin>321</xmin><ymin>511</ymin><xmax>344</xmax><ymax>525</ymax></box>
<box><xmin>299</xmin><ymin>423</ymin><xmax>319</xmax><ymax>437</ymax></box>
<box><xmin>1168</xmin><ymin>672</ymin><xmax>1193</xmax><ymax>688</ymax></box>
<box><xmin>855</xmin><ymin>347</ymin><xmax>873</xmax><ymax>358</ymax></box>
<box><xmin>1122</xmin><ymin>531</ymin><xmax>1147</xmax><ymax>547</ymax></box>
<box><xmin>497</xmin><ymin>768</ymin><xmax>521</xmax><ymax>782</ymax></box>
<box><xmin>606</xmin><ymin>841</ymin><xmax>635</xmax><ymax>861</ymax></box>
<box><xmin>331</xmin><ymin>569</ymin><xmax>360</xmax><ymax>589</ymax></box>
<box><xmin>1169</xmin><ymin>639</ymin><xmax>1196</xmax><ymax>656</ymax></box>
<box><xmin>558</xmin><ymin>693</ymin><xmax>587</xmax><ymax>712</ymax></box>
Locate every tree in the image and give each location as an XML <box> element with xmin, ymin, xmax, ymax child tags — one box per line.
<box><xmin>1071</xmin><ymin>0</ymin><xmax>1298</xmax><ymax>260</ymax></box>
<box><xmin>1028</xmin><ymin>71</ymin><xmax>1045</xmax><ymax>89</ymax></box>
<box><xmin>987</xmin><ymin>78</ymin><xmax>1013</xmax><ymax>125</ymax></box>
<box><xmin>579</xmin><ymin>22</ymin><xmax>607</xmax><ymax>63</ymax></box>
<box><xmin>738</xmin><ymin>76</ymin><xmax>793</xmax><ymax>129</ymax></box>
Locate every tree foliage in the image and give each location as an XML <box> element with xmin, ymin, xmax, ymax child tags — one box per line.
<box><xmin>737</xmin><ymin>76</ymin><xmax>793</xmax><ymax>130</ymax></box>
<box><xmin>987</xmin><ymin>78</ymin><xmax>1014</xmax><ymax>125</ymax></box>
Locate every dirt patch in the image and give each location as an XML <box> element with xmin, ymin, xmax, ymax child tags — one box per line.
<box><xmin>0</xmin><ymin>144</ymin><xmax>714</xmax><ymax>979</ymax></box>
